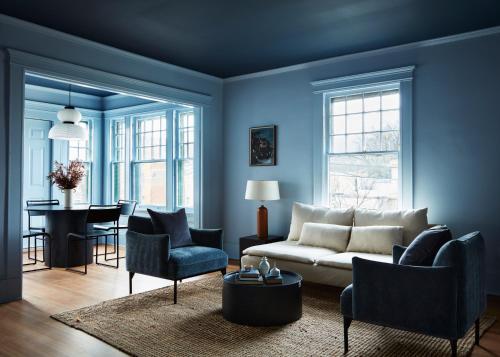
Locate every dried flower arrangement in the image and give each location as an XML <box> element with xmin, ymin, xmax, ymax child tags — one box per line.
<box><xmin>47</xmin><ymin>160</ymin><xmax>86</xmax><ymax>190</ymax></box>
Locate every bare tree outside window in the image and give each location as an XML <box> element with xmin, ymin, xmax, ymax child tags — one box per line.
<box><xmin>328</xmin><ymin>89</ymin><xmax>400</xmax><ymax>210</ymax></box>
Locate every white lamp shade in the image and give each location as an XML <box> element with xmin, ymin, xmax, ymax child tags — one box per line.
<box><xmin>49</xmin><ymin>106</ymin><xmax>87</xmax><ymax>141</ymax></box>
<box><xmin>48</xmin><ymin>122</ymin><xmax>88</xmax><ymax>140</ymax></box>
<box><xmin>245</xmin><ymin>180</ymin><xmax>280</xmax><ymax>201</ymax></box>
<box><xmin>57</xmin><ymin>106</ymin><xmax>82</xmax><ymax>123</ymax></box>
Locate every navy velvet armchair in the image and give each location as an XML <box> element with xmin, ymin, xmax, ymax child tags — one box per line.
<box><xmin>126</xmin><ymin>216</ymin><xmax>228</xmax><ymax>304</ymax></box>
<box><xmin>341</xmin><ymin>231</ymin><xmax>486</xmax><ymax>356</ymax></box>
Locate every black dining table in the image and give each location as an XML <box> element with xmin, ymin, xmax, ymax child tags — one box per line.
<box><xmin>24</xmin><ymin>205</ymin><xmax>95</xmax><ymax>268</ymax></box>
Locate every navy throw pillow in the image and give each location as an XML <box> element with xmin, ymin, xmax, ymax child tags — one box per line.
<box><xmin>399</xmin><ymin>227</ymin><xmax>452</xmax><ymax>266</ymax></box>
<box><xmin>147</xmin><ymin>208</ymin><xmax>192</xmax><ymax>248</ymax></box>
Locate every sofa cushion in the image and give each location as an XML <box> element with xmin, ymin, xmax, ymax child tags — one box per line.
<box><xmin>288</xmin><ymin>202</ymin><xmax>354</xmax><ymax>241</ymax></box>
<box><xmin>346</xmin><ymin>226</ymin><xmax>403</xmax><ymax>254</ymax></box>
<box><xmin>298</xmin><ymin>222</ymin><xmax>351</xmax><ymax>252</ymax></box>
<box><xmin>316</xmin><ymin>252</ymin><xmax>393</xmax><ymax>270</ymax></box>
<box><xmin>243</xmin><ymin>240</ymin><xmax>335</xmax><ymax>264</ymax></box>
<box><xmin>354</xmin><ymin>208</ymin><xmax>428</xmax><ymax>246</ymax></box>
<box><xmin>399</xmin><ymin>227</ymin><xmax>452</xmax><ymax>266</ymax></box>
<box><xmin>148</xmin><ymin>208</ymin><xmax>193</xmax><ymax>248</ymax></box>
<box><xmin>167</xmin><ymin>246</ymin><xmax>228</xmax><ymax>279</ymax></box>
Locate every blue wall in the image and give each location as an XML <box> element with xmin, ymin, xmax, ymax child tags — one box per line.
<box><xmin>223</xmin><ymin>32</ymin><xmax>500</xmax><ymax>294</ymax></box>
<box><xmin>0</xmin><ymin>15</ymin><xmax>223</xmax><ymax>303</ymax></box>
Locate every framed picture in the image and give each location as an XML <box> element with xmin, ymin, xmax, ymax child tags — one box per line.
<box><xmin>249</xmin><ymin>125</ymin><xmax>277</xmax><ymax>166</ymax></box>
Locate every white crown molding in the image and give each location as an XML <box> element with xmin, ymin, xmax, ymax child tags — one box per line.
<box><xmin>311</xmin><ymin>66</ymin><xmax>414</xmax><ymax>88</ymax></box>
<box><xmin>224</xmin><ymin>25</ymin><xmax>500</xmax><ymax>83</ymax></box>
<box><xmin>25</xmin><ymin>99</ymin><xmax>102</xmax><ymax>118</ymax></box>
<box><xmin>0</xmin><ymin>14</ymin><xmax>222</xmax><ymax>84</ymax></box>
<box><xmin>25</xmin><ymin>83</ymin><xmax>104</xmax><ymax>102</ymax></box>
<box><xmin>103</xmin><ymin>101</ymin><xmax>181</xmax><ymax>118</ymax></box>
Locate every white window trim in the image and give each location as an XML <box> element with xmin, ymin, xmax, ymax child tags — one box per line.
<box><xmin>106</xmin><ymin>107</ymin><xmax>201</xmax><ymax>227</ymax></box>
<box><xmin>311</xmin><ymin>66</ymin><xmax>414</xmax><ymax>209</ymax></box>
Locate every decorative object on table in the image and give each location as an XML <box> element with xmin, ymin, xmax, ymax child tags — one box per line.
<box><xmin>239</xmin><ymin>266</ymin><xmax>260</xmax><ymax>279</ymax></box>
<box><xmin>249</xmin><ymin>125</ymin><xmax>276</xmax><ymax>166</ymax></box>
<box><xmin>239</xmin><ymin>235</ymin><xmax>284</xmax><ymax>261</ymax></box>
<box><xmin>47</xmin><ymin>160</ymin><xmax>86</xmax><ymax>208</ymax></box>
<box><xmin>48</xmin><ymin>84</ymin><xmax>88</xmax><ymax>140</ymax></box>
<box><xmin>258</xmin><ymin>256</ymin><xmax>271</xmax><ymax>276</ymax></box>
<box><xmin>245</xmin><ymin>180</ymin><xmax>280</xmax><ymax>239</ymax></box>
<box><xmin>269</xmin><ymin>261</ymin><xmax>280</xmax><ymax>277</ymax></box>
<box><xmin>264</xmin><ymin>262</ymin><xmax>283</xmax><ymax>284</ymax></box>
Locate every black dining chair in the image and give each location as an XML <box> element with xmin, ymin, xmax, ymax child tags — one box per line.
<box><xmin>94</xmin><ymin>200</ymin><xmax>137</xmax><ymax>261</ymax></box>
<box><xmin>66</xmin><ymin>205</ymin><xmax>122</xmax><ymax>275</ymax></box>
<box><xmin>22</xmin><ymin>231</ymin><xmax>52</xmax><ymax>273</ymax></box>
<box><xmin>24</xmin><ymin>199</ymin><xmax>59</xmax><ymax>267</ymax></box>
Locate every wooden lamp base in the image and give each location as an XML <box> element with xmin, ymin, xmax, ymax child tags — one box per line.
<box><xmin>257</xmin><ymin>205</ymin><xmax>268</xmax><ymax>240</ymax></box>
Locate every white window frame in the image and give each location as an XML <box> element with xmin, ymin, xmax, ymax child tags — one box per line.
<box><xmin>131</xmin><ymin>111</ymin><xmax>169</xmax><ymax>211</ymax></box>
<box><xmin>68</xmin><ymin>120</ymin><xmax>92</xmax><ymax>204</ymax></box>
<box><xmin>106</xmin><ymin>107</ymin><xmax>201</xmax><ymax>227</ymax></box>
<box><xmin>311</xmin><ymin>66</ymin><xmax>414</xmax><ymax>209</ymax></box>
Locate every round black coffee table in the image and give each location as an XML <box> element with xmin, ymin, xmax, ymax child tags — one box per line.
<box><xmin>222</xmin><ymin>270</ymin><xmax>303</xmax><ymax>326</ymax></box>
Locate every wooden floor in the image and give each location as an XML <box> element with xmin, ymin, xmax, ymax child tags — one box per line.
<box><xmin>0</xmin><ymin>246</ymin><xmax>499</xmax><ymax>357</ymax></box>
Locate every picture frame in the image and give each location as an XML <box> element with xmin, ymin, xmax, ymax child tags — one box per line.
<box><xmin>249</xmin><ymin>125</ymin><xmax>277</xmax><ymax>166</ymax></box>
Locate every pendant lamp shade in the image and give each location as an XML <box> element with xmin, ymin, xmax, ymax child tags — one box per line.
<box><xmin>48</xmin><ymin>84</ymin><xmax>88</xmax><ymax>141</ymax></box>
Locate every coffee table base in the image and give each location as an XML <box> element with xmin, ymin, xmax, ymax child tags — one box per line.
<box><xmin>222</xmin><ymin>271</ymin><xmax>302</xmax><ymax>326</ymax></box>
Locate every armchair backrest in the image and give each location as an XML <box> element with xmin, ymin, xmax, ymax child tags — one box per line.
<box><xmin>433</xmin><ymin>231</ymin><xmax>486</xmax><ymax>336</ymax></box>
<box><xmin>128</xmin><ymin>215</ymin><xmax>154</xmax><ymax>234</ymax></box>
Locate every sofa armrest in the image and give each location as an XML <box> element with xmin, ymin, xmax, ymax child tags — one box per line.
<box><xmin>190</xmin><ymin>228</ymin><xmax>223</xmax><ymax>249</ymax></box>
<box><xmin>126</xmin><ymin>231</ymin><xmax>170</xmax><ymax>277</ymax></box>
<box><xmin>392</xmin><ymin>244</ymin><xmax>407</xmax><ymax>264</ymax></box>
<box><xmin>352</xmin><ymin>257</ymin><xmax>458</xmax><ymax>338</ymax></box>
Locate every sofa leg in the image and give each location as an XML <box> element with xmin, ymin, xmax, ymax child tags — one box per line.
<box><xmin>450</xmin><ymin>339</ymin><xmax>457</xmax><ymax>357</ymax></box>
<box><xmin>344</xmin><ymin>316</ymin><xmax>352</xmax><ymax>354</ymax></box>
<box><xmin>475</xmin><ymin>318</ymin><xmax>480</xmax><ymax>345</ymax></box>
<box><xmin>174</xmin><ymin>280</ymin><xmax>178</xmax><ymax>304</ymax></box>
<box><xmin>221</xmin><ymin>268</ymin><xmax>226</xmax><ymax>276</ymax></box>
<box><xmin>129</xmin><ymin>272</ymin><xmax>135</xmax><ymax>294</ymax></box>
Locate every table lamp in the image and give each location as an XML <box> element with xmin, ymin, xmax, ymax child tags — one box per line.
<box><xmin>245</xmin><ymin>180</ymin><xmax>280</xmax><ymax>240</ymax></box>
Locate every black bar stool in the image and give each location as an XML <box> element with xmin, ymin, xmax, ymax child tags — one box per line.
<box><xmin>66</xmin><ymin>205</ymin><xmax>121</xmax><ymax>275</ymax></box>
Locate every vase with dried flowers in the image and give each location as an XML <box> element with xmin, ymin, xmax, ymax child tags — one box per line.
<box><xmin>47</xmin><ymin>160</ymin><xmax>86</xmax><ymax>208</ymax></box>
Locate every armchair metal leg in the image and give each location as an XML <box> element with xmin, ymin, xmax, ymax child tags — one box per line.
<box><xmin>129</xmin><ymin>272</ymin><xmax>135</xmax><ymax>294</ymax></box>
<box><xmin>174</xmin><ymin>280</ymin><xmax>178</xmax><ymax>304</ymax></box>
<box><xmin>450</xmin><ymin>339</ymin><xmax>457</xmax><ymax>357</ymax></box>
<box><xmin>344</xmin><ymin>316</ymin><xmax>352</xmax><ymax>354</ymax></box>
<box><xmin>220</xmin><ymin>268</ymin><xmax>226</xmax><ymax>276</ymax></box>
<box><xmin>475</xmin><ymin>318</ymin><xmax>480</xmax><ymax>345</ymax></box>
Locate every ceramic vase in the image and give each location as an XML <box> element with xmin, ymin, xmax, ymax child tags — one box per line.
<box><xmin>63</xmin><ymin>189</ymin><xmax>73</xmax><ymax>208</ymax></box>
<box><xmin>258</xmin><ymin>256</ymin><xmax>271</xmax><ymax>276</ymax></box>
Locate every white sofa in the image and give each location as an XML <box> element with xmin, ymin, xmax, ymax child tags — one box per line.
<box><xmin>241</xmin><ymin>202</ymin><xmax>429</xmax><ymax>288</ymax></box>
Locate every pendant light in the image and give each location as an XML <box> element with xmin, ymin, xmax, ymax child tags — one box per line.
<box><xmin>48</xmin><ymin>84</ymin><xmax>88</xmax><ymax>140</ymax></box>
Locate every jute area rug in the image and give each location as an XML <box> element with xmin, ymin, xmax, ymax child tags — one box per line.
<box><xmin>52</xmin><ymin>276</ymin><xmax>495</xmax><ymax>356</ymax></box>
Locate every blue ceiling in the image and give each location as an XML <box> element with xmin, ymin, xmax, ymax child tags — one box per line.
<box><xmin>2</xmin><ymin>0</ymin><xmax>500</xmax><ymax>78</ymax></box>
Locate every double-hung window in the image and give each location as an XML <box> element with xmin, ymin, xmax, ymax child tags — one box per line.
<box><xmin>111</xmin><ymin>119</ymin><xmax>126</xmax><ymax>202</ymax></box>
<box><xmin>175</xmin><ymin>111</ymin><xmax>195</xmax><ymax>224</ymax></box>
<box><xmin>328</xmin><ymin>88</ymin><xmax>400</xmax><ymax>209</ymax></box>
<box><xmin>68</xmin><ymin>121</ymin><xmax>92</xmax><ymax>203</ymax></box>
<box><xmin>132</xmin><ymin>114</ymin><xmax>167</xmax><ymax>209</ymax></box>
<box><xmin>313</xmin><ymin>67</ymin><xmax>414</xmax><ymax>210</ymax></box>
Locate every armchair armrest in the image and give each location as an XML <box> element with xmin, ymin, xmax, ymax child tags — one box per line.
<box><xmin>190</xmin><ymin>228</ymin><xmax>223</xmax><ymax>249</ymax></box>
<box><xmin>352</xmin><ymin>257</ymin><xmax>458</xmax><ymax>338</ymax></box>
<box><xmin>392</xmin><ymin>244</ymin><xmax>407</xmax><ymax>264</ymax></box>
<box><xmin>126</xmin><ymin>231</ymin><xmax>170</xmax><ymax>278</ymax></box>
